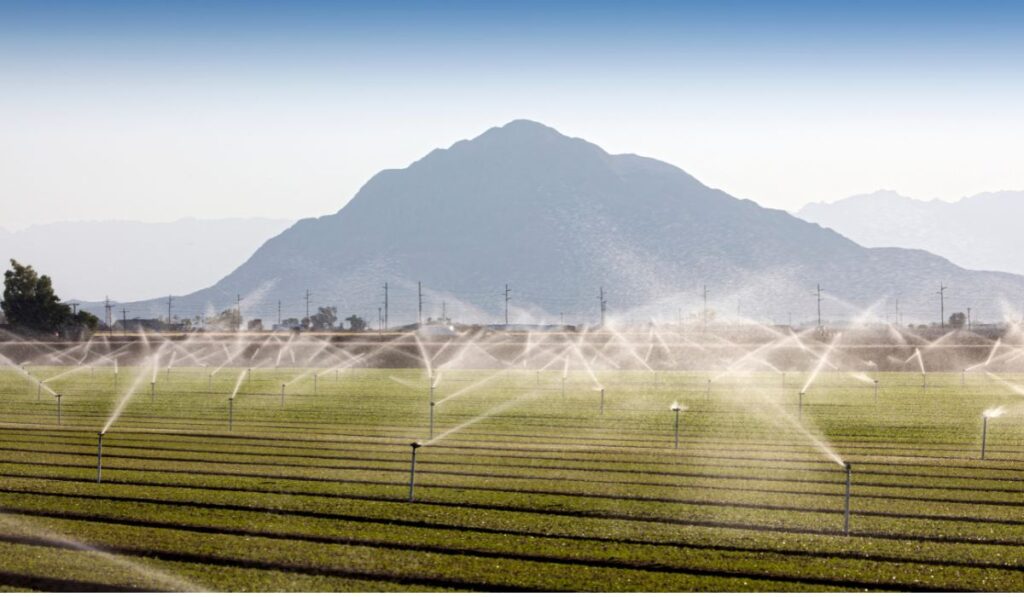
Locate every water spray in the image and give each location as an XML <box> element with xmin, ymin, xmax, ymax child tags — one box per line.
<box><xmin>96</xmin><ymin>432</ymin><xmax>104</xmax><ymax>483</ymax></box>
<box><xmin>843</xmin><ymin>462</ymin><xmax>851</xmax><ymax>535</ymax></box>
<box><xmin>671</xmin><ymin>402</ymin><xmax>683</xmax><ymax>449</ymax></box>
<box><xmin>408</xmin><ymin>441</ymin><xmax>421</xmax><ymax>502</ymax></box>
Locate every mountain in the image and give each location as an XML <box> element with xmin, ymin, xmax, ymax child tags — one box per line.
<box><xmin>1</xmin><ymin>218</ymin><xmax>293</xmax><ymax>302</ymax></box>
<box><xmin>85</xmin><ymin>121</ymin><xmax>1024</xmax><ymax>326</ymax></box>
<box><xmin>797</xmin><ymin>190</ymin><xmax>1024</xmax><ymax>276</ymax></box>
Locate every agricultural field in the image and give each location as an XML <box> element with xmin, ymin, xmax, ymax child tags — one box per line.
<box><xmin>0</xmin><ymin>364</ymin><xmax>1021</xmax><ymax>591</ymax></box>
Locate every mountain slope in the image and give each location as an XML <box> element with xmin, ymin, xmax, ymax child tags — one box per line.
<box><xmin>1</xmin><ymin>218</ymin><xmax>293</xmax><ymax>302</ymax></box>
<box><xmin>798</xmin><ymin>190</ymin><xmax>1024</xmax><ymax>276</ymax></box>
<box><xmin>88</xmin><ymin>121</ymin><xmax>1024</xmax><ymax>325</ymax></box>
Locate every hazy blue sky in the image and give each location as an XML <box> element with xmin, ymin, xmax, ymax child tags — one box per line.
<box><xmin>3</xmin><ymin>0</ymin><xmax>1024</xmax><ymax>228</ymax></box>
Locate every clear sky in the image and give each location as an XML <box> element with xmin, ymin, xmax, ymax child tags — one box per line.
<box><xmin>2</xmin><ymin>0</ymin><xmax>1024</xmax><ymax>229</ymax></box>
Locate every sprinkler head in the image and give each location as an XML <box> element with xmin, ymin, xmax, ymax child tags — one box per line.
<box><xmin>844</xmin><ymin>461</ymin><xmax>851</xmax><ymax>471</ymax></box>
<box><xmin>411</xmin><ymin>441</ymin><xmax>422</xmax><ymax>449</ymax></box>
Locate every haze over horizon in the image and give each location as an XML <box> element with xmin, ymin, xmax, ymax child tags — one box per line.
<box><xmin>3</xmin><ymin>0</ymin><xmax>1024</xmax><ymax>229</ymax></box>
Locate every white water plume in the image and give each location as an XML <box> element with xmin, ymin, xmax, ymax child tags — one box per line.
<box><xmin>983</xmin><ymin>405</ymin><xmax>1007</xmax><ymax>419</ymax></box>
<box><xmin>424</xmin><ymin>390</ymin><xmax>541</xmax><ymax>446</ymax></box>
<box><xmin>800</xmin><ymin>333</ymin><xmax>842</xmax><ymax>394</ymax></box>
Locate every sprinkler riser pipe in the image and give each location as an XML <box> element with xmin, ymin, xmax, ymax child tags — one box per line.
<box><xmin>843</xmin><ymin>463</ymin><xmax>852</xmax><ymax>535</ymax></box>
<box><xmin>228</xmin><ymin>398</ymin><xmax>234</xmax><ymax>431</ymax></box>
<box><xmin>280</xmin><ymin>384</ymin><xmax>285</xmax><ymax>407</ymax></box>
<box><xmin>408</xmin><ymin>444</ymin><xmax>420</xmax><ymax>502</ymax></box>
<box><xmin>673</xmin><ymin>410</ymin><xmax>680</xmax><ymax>449</ymax></box>
<box><xmin>429</xmin><ymin>402</ymin><xmax>435</xmax><ymax>439</ymax></box>
<box><xmin>56</xmin><ymin>394</ymin><xmax>62</xmax><ymax>425</ymax></box>
<box><xmin>798</xmin><ymin>391</ymin><xmax>805</xmax><ymax>418</ymax></box>
<box><xmin>96</xmin><ymin>433</ymin><xmax>104</xmax><ymax>483</ymax></box>
<box><xmin>600</xmin><ymin>389</ymin><xmax>605</xmax><ymax>414</ymax></box>
<box><xmin>981</xmin><ymin>417</ymin><xmax>988</xmax><ymax>460</ymax></box>
<box><xmin>150</xmin><ymin>381</ymin><xmax>155</xmax><ymax>402</ymax></box>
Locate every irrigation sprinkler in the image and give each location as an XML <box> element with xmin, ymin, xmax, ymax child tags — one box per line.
<box><xmin>705</xmin><ymin>379</ymin><xmax>711</xmax><ymax>400</ymax></box>
<box><xmin>429</xmin><ymin>401</ymin><xmax>435</xmax><ymax>439</ymax></box>
<box><xmin>671</xmin><ymin>402</ymin><xmax>682</xmax><ymax>449</ymax></box>
<box><xmin>798</xmin><ymin>391</ymin><xmax>805</xmax><ymax>418</ymax></box>
<box><xmin>314</xmin><ymin>373</ymin><xmax>318</xmax><ymax>394</ymax></box>
<box><xmin>335</xmin><ymin>368</ymin><xmax>339</xmax><ymax>382</ymax></box>
<box><xmin>280</xmin><ymin>383</ymin><xmax>286</xmax><ymax>407</ymax></box>
<box><xmin>150</xmin><ymin>381</ymin><xmax>156</xmax><ymax>402</ymax></box>
<box><xmin>247</xmin><ymin>367</ymin><xmax>252</xmax><ymax>383</ymax></box>
<box><xmin>843</xmin><ymin>462</ymin><xmax>852</xmax><ymax>535</ymax></box>
<box><xmin>36</xmin><ymin>381</ymin><xmax>41</xmax><ymax>401</ymax></box>
<box><xmin>228</xmin><ymin>397</ymin><xmax>234</xmax><ymax>431</ymax></box>
<box><xmin>873</xmin><ymin>379</ymin><xmax>879</xmax><ymax>401</ymax></box>
<box><xmin>56</xmin><ymin>394</ymin><xmax>62</xmax><ymax>425</ymax></box>
<box><xmin>599</xmin><ymin>388</ymin><xmax>605</xmax><ymax>415</ymax></box>
<box><xmin>981</xmin><ymin>415</ymin><xmax>989</xmax><ymax>460</ymax></box>
<box><xmin>961</xmin><ymin>369</ymin><xmax>966</xmax><ymax>386</ymax></box>
<box><xmin>208</xmin><ymin>372</ymin><xmax>213</xmax><ymax>391</ymax></box>
<box><xmin>96</xmin><ymin>432</ymin><xmax>104</xmax><ymax>483</ymax></box>
<box><xmin>561</xmin><ymin>376</ymin><xmax>566</xmax><ymax>399</ymax></box>
<box><xmin>408</xmin><ymin>441</ymin><xmax>421</xmax><ymax>502</ymax></box>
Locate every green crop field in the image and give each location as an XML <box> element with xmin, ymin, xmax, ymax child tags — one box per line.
<box><xmin>0</xmin><ymin>365</ymin><xmax>1021</xmax><ymax>591</ymax></box>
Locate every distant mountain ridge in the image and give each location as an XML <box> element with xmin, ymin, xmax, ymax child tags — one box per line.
<box><xmin>797</xmin><ymin>190</ymin><xmax>1024</xmax><ymax>276</ymax></box>
<box><xmin>79</xmin><ymin>121</ymin><xmax>1024</xmax><ymax>325</ymax></box>
<box><xmin>1</xmin><ymin>218</ymin><xmax>293</xmax><ymax>302</ymax></box>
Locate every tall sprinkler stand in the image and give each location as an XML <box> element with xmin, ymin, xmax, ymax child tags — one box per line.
<box><xmin>705</xmin><ymin>379</ymin><xmax>711</xmax><ymax>401</ymax></box>
<box><xmin>96</xmin><ymin>432</ymin><xmax>104</xmax><ymax>483</ymax></box>
<box><xmin>599</xmin><ymin>389</ymin><xmax>605</xmax><ymax>415</ymax></box>
<box><xmin>981</xmin><ymin>416</ymin><xmax>989</xmax><ymax>460</ymax></box>
<box><xmin>314</xmin><ymin>373</ymin><xmax>318</xmax><ymax>395</ymax></box>
<box><xmin>247</xmin><ymin>367</ymin><xmax>252</xmax><ymax>383</ymax></box>
<box><xmin>873</xmin><ymin>379</ymin><xmax>879</xmax><ymax>401</ymax></box>
<box><xmin>798</xmin><ymin>391</ymin><xmax>805</xmax><ymax>418</ymax></box>
<box><xmin>280</xmin><ymin>384</ymin><xmax>286</xmax><ymax>408</ymax></box>
<box><xmin>150</xmin><ymin>381</ymin><xmax>156</xmax><ymax>402</ymax></box>
<box><xmin>114</xmin><ymin>371</ymin><xmax>118</xmax><ymax>389</ymax></box>
<box><xmin>228</xmin><ymin>397</ymin><xmax>234</xmax><ymax>431</ymax></box>
<box><xmin>408</xmin><ymin>441</ymin><xmax>422</xmax><ymax>502</ymax></box>
<box><xmin>961</xmin><ymin>369</ymin><xmax>966</xmax><ymax>386</ymax></box>
<box><xmin>208</xmin><ymin>372</ymin><xmax>213</xmax><ymax>391</ymax></box>
<box><xmin>429</xmin><ymin>382</ymin><xmax>434</xmax><ymax>404</ymax></box>
<box><xmin>36</xmin><ymin>381</ymin><xmax>41</xmax><ymax>401</ymax></box>
<box><xmin>561</xmin><ymin>376</ymin><xmax>566</xmax><ymax>399</ymax></box>
<box><xmin>671</xmin><ymin>404</ymin><xmax>682</xmax><ymax>449</ymax></box>
<box><xmin>922</xmin><ymin>373</ymin><xmax>927</xmax><ymax>390</ymax></box>
<box><xmin>429</xmin><ymin>401</ymin><xmax>435</xmax><ymax>439</ymax></box>
<box><xmin>335</xmin><ymin>369</ymin><xmax>339</xmax><ymax>382</ymax></box>
<box><xmin>843</xmin><ymin>462</ymin><xmax>852</xmax><ymax>535</ymax></box>
<box><xmin>56</xmin><ymin>394</ymin><xmax>62</xmax><ymax>425</ymax></box>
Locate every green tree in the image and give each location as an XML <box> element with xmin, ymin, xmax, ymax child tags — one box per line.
<box><xmin>949</xmin><ymin>312</ymin><xmax>967</xmax><ymax>328</ymax></box>
<box><xmin>345</xmin><ymin>314</ymin><xmax>367</xmax><ymax>332</ymax></box>
<box><xmin>309</xmin><ymin>306</ymin><xmax>338</xmax><ymax>331</ymax></box>
<box><xmin>2</xmin><ymin>259</ymin><xmax>72</xmax><ymax>333</ymax></box>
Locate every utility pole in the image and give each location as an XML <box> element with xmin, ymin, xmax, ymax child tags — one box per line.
<box><xmin>383</xmin><ymin>283</ymin><xmax>389</xmax><ymax>330</ymax></box>
<box><xmin>418</xmin><ymin>282</ymin><xmax>423</xmax><ymax>325</ymax></box>
<box><xmin>895</xmin><ymin>297</ymin><xmax>901</xmax><ymax>327</ymax></box>
<box><xmin>815</xmin><ymin>284</ymin><xmax>824</xmax><ymax>330</ymax></box>
<box><xmin>121</xmin><ymin>307</ymin><xmax>128</xmax><ymax>338</ymax></box>
<box><xmin>702</xmin><ymin>285</ymin><xmax>708</xmax><ymax>331</ymax></box>
<box><xmin>236</xmin><ymin>295</ymin><xmax>242</xmax><ymax>328</ymax></box>
<box><xmin>598</xmin><ymin>287</ymin><xmax>607</xmax><ymax>327</ymax></box>
<box><xmin>378</xmin><ymin>307</ymin><xmax>383</xmax><ymax>334</ymax></box>
<box><xmin>104</xmin><ymin>297</ymin><xmax>112</xmax><ymax>335</ymax></box>
<box><xmin>166</xmin><ymin>295</ymin><xmax>173</xmax><ymax>326</ymax></box>
<box><xmin>69</xmin><ymin>302</ymin><xmax>80</xmax><ymax>315</ymax></box>
<box><xmin>938</xmin><ymin>283</ymin><xmax>947</xmax><ymax>329</ymax></box>
<box><xmin>504</xmin><ymin>284</ymin><xmax>511</xmax><ymax>325</ymax></box>
<box><xmin>305</xmin><ymin>289</ymin><xmax>311</xmax><ymax>321</ymax></box>
<box><xmin>967</xmin><ymin>307</ymin><xmax>972</xmax><ymax>331</ymax></box>
<box><xmin>277</xmin><ymin>300</ymin><xmax>282</xmax><ymax>326</ymax></box>
<box><xmin>442</xmin><ymin>301</ymin><xmax>447</xmax><ymax>323</ymax></box>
